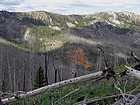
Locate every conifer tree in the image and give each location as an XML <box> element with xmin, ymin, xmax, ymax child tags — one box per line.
<box><xmin>34</xmin><ymin>66</ymin><xmax>45</xmax><ymax>88</ymax></box>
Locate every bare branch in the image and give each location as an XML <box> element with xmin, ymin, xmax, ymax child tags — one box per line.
<box><xmin>114</xmin><ymin>83</ymin><xmax>127</xmax><ymax>101</ymax></box>
<box><xmin>97</xmin><ymin>46</ymin><xmax>109</xmax><ymax>69</ymax></box>
<box><xmin>75</xmin><ymin>94</ymin><xmax>122</xmax><ymax>105</ymax></box>
<box><xmin>123</xmin><ymin>80</ymin><xmax>127</xmax><ymax>93</ymax></box>
<box><xmin>131</xmin><ymin>51</ymin><xmax>140</xmax><ymax>63</ymax></box>
<box><xmin>130</xmin><ymin>84</ymin><xmax>140</xmax><ymax>94</ymax></box>
<box><xmin>114</xmin><ymin>81</ymin><xmax>138</xmax><ymax>105</ymax></box>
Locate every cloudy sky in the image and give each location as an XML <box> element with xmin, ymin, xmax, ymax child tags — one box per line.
<box><xmin>0</xmin><ymin>0</ymin><xmax>140</xmax><ymax>15</ymax></box>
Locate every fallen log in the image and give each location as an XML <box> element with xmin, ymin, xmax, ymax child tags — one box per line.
<box><xmin>1</xmin><ymin>71</ymin><xmax>103</xmax><ymax>104</ymax></box>
<box><xmin>125</xmin><ymin>65</ymin><xmax>140</xmax><ymax>80</ymax></box>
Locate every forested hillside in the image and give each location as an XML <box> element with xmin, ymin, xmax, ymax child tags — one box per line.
<box><xmin>0</xmin><ymin>10</ymin><xmax>140</xmax><ymax>95</ymax></box>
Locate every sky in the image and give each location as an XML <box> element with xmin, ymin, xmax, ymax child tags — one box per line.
<box><xmin>0</xmin><ymin>0</ymin><xmax>140</xmax><ymax>15</ymax></box>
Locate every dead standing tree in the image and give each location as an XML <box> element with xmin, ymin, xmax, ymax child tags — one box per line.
<box><xmin>97</xmin><ymin>46</ymin><xmax>116</xmax><ymax>80</ymax></box>
<box><xmin>44</xmin><ymin>51</ymin><xmax>49</xmax><ymax>85</ymax></box>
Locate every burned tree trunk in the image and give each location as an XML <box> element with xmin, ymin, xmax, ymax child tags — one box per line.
<box><xmin>44</xmin><ymin>51</ymin><xmax>49</xmax><ymax>85</ymax></box>
<box><xmin>57</xmin><ymin>69</ymin><xmax>61</xmax><ymax>81</ymax></box>
<box><xmin>51</xmin><ymin>59</ymin><xmax>58</xmax><ymax>83</ymax></box>
<box><xmin>7</xmin><ymin>53</ymin><xmax>12</xmax><ymax>92</ymax></box>
<box><xmin>23</xmin><ymin>72</ymin><xmax>26</xmax><ymax>91</ymax></box>
<box><xmin>97</xmin><ymin>46</ymin><xmax>109</xmax><ymax>69</ymax></box>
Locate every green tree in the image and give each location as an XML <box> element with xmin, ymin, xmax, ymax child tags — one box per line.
<box><xmin>34</xmin><ymin>66</ymin><xmax>45</xmax><ymax>88</ymax></box>
<box><xmin>1</xmin><ymin>80</ymin><xmax>6</xmax><ymax>92</ymax></box>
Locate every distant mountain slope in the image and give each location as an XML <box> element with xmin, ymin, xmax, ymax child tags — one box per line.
<box><xmin>72</xmin><ymin>22</ymin><xmax>140</xmax><ymax>47</ymax></box>
<box><xmin>0</xmin><ymin>11</ymin><xmax>140</xmax><ymax>44</ymax></box>
<box><xmin>0</xmin><ymin>11</ymin><xmax>28</xmax><ymax>42</ymax></box>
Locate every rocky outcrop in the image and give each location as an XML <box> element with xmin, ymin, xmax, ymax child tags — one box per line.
<box><xmin>82</xmin><ymin>12</ymin><xmax>140</xmax><ymax>29</ymax></box>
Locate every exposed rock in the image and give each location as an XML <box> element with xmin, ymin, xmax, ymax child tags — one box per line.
<box><xmin>66</xmin><ymin>22</ymin><xmax>75</xmax><ymax>27</ymax></box>
<box><xmin>49</xmin><ymin>26</ymin><xmax>61</xmax><ymax>31</ymax></box>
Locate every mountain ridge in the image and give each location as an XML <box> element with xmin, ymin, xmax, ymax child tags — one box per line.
<box><xmin>1</xmin><ymin>10</ymin><xmax>140</xmax><ymax>48</ymax></box>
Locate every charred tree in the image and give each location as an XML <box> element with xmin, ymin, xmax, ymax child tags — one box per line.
<box><xmin>44</xmin><ymin>51</ymin><xmax>49</xmax><ymax>85</ymax></box>
<box><xmin>7</xmin><ymin>53</ymin><xmax>12</xmax><ymax>92</ymax></box>
<box><xmin>97</xmin><ymin>46</ymin><xmax>116</xmax><ymax>80</ymax></box>
<box><xmin>23</xmin><ymin>71</ymin><xmax>26</xmax><ymax>91</ymax></box>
